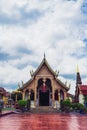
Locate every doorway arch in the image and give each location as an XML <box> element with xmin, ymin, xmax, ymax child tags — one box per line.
<box><xmin>37</xmin><ymin>78</ymin><xmax>52</xmax><ymax>106</ymax></box>
<box><xmin>60</xmin><ymin>90</ymin><xmax>64</xmax><ymax>101</ymax></box>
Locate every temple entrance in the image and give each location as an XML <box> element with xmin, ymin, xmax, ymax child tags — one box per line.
<box><xmin>39</xmin><ymin>90</ymin><xmax>49</xmax><ymax>106</ymax></box>
<box><xmin>37</xmin><ymin>78</ymin><xmax>52</xmax><ymax>106</ymax></box>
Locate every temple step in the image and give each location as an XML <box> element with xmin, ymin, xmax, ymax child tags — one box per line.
<box><xmin>31</xmin><ymin>106</ymin><xmax>59</xmax><ymax>113</ymax></box>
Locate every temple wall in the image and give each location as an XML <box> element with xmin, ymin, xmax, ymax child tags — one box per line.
<box><xmin>79</xmin><ymin>94</ymin><xmax>84</xmax><ymax>105</ymax></box>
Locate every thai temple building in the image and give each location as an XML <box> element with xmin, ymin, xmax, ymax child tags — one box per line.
<box><xmin>20</xmin><ymin>56</ymin><xmax>70</xmax><ymax>108</ymax></box>
<box><xmin>0</xmin><ymin>87</ymin><xmax>10</xmax><ymax>105</ymax></box>
<box><xmin>75</xmin><ymin>66</ymin><xmax>87</xmax><ymax>104</ymax></box>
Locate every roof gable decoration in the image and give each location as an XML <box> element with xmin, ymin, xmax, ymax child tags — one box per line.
<box><xmin>30</xmin><ymin>70</ymin><xmax>34</xmax><ymax>77</ymax></box>
<box><xmin>56</xmin><ymin>79</ymin><xmax>70</xmax><ymax>91</ymax></box>
<box><xmin>34</xmin><ymin>58</ymin><xmax>56</xmax><ymax>77</ymax></box>
<box><xmin>65</xmin><ymin>81</ymin><xmax>71</xmax><ymax>89</ymax></box>
<box><xmin>29</xmin><ymin>57</ymin><xmax>60</xmax><ymax>78</ymax></box>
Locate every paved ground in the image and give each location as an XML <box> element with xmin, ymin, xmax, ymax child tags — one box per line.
<box><xmin>2</xmin><ymin>110</ymin><xmax>13</xmax><ymax>114</ymax></box>
<box><xmin>0</xmin><ymin>113</ymin><xmax>87</xmax><ymax>130</ymax></box>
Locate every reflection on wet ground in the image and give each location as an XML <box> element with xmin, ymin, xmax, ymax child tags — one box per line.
<box><xmin>0</xmin><ymin>113</ymin><xmax>87</xmax><ymax>130</ymax></box>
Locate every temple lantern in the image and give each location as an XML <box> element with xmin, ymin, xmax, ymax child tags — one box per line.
<box><xmin>42</xmin><ymin>82</ymin><xmax>47</xmax><ymax>93</ymax></box>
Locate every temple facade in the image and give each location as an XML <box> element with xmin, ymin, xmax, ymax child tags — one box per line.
<box><xmin>0</xmin><ymin>87</ymin><xmax>10</xmax><ymax>105</ymax></box>
<box><xmin>20</xmin><ymin>57</ymin><xmax>69</xmax><ymax>108</ymax></box>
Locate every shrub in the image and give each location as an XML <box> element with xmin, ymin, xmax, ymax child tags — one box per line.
<box><xmin>84</xmin><ymin>96</ymin><xmax>87</xmax><ymax>103</ymax></box>
<box><xmin>70</xmin><ymin>103</ymin><xmax>76</xmax><ymax>110</ymax></box>
<box><xmin>77</xmin><ymin>103</ymin><xmax>84</xmax><ymax>110</ymax></box>
<box><xmin>84</xmin><ymin>96</ymin><xmax>87</xmax><ymax>107</ymax></box>
<box><xmin>62</xmin><ymin>99</ymin><xmax>71</xmax><ymax>107</ymax></box>
<box><xmin>61</xmin><ymin>99</ymin><xmax>71</xmax><ymax>112</ymax></box>
<box><xmin>18</xmin><ymin>100</ymin><xmax>27</xmax><ymax>108</ymax></box>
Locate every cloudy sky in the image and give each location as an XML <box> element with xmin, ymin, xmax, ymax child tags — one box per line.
<box><xmin>0</xmin><ymin>0</ymin><xmax>87</xmax><ymax>94</ymax></box>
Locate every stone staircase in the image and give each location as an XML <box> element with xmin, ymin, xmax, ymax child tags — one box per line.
<box><xmin>31</xmin><ymin>106</ymin><xmax>59</xmax><ymax>113</ymax></box>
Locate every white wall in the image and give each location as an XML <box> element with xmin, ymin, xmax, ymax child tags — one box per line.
<box><xmin>79</xmin><ymin>94</ymin><xmax>84</xmax><ymax>105</ymax></box>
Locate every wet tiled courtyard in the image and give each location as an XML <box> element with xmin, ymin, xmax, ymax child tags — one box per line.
<box><xmin>0</xmin><ymin>113</ymin><xmax>87</xmax><ymax>130</ymax></box>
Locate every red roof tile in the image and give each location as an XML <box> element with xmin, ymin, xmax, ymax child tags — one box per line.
<box><xmin>79</xmin><ymin>85</ymin><xmax>87</xmax><ymax>90</ymax></box>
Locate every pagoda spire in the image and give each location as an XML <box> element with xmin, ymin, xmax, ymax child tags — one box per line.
<box><xmin>76</xmin><ymin>64</ymin><xmax>79</xmax><ymax>73</ymax></box>
<box><xmin>76</xmin><ymin>65</ymin><xmax>82</xmax><ymax>85</ymax></box>
<box><xmin>75</xmin><ymin>65</ymin><xmax>82</xmax><ymax>102</ymax></box>
<box><xmin>44</xmin><ymin>52</ymin><xmax>46</xmax><ymax>60</ymax></box>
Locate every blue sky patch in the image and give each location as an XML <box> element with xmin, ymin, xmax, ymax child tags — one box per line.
<box><xmin>83</xmin><ymin>38</ymin><xmax>87</xmax><ymax>46</ymax></box>
<box><xmin>61</xmin><ymin>74</ymin><xmax>75</xmax><ymax>80</ymax></box>
<box><xmin>81</xmin><ymin>0</ymin><xmax>87</xmax><ymax>15</ymax></box>
<box><xmin>0</xmin><ymin>52</ymin><xmax>9</xmax><ymax>61</ymax></box>
<box><xmin>4</xmin><ymin>84</ymin><xmax>18</xmax><ymax>91</ymax></box>
<box><xmin>0</xmin><ymin>7</ymin><xmax>43</xmax><ymax>25</ymax></box>
<box><xmin>17</xmin><ymin>63</ymin><xmax>28</xmax><ymax>70</ymax></box>
<box><xmin>70</xmin><ymin>51</ymin><xmax>86</xmax><ymax>59</ymax></box>
<box><xmin>16</xmin><ymin>47</ymin><xmax>33</xmax><ymax>55</ymax></box>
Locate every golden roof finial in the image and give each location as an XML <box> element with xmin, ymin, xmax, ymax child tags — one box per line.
<box><xmin>77</xmin><ymin>64</ymin><xmax>79</xmax><ymax>73</ymax></box>
<box><xmin>18</xmin><ymin>83</ymin><xmax>20</xmax><ymax>89</ymax></box>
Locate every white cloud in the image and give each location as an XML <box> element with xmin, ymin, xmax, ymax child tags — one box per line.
<box><xmin>0</xmin><ymin>61</ymin><xmax>35</xmax><ymax>85</ymax></box>
<box><xmin>0</xmin><ymin>0</ymin><xmax>87</xmax><ymax>94</ymax></box>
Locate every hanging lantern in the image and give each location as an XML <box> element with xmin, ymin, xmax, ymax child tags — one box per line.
<box><xmin>42</xmin><ymin>83</ymin><xmax>47</xmax><ymax>93</ymax></box>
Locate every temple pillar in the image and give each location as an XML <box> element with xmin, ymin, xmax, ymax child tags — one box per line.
<box><xmin>15</xmin><ymin>93</ymin><xmax>17</xmax><ymax>102</ymax></box>
<box><xmin>64</xmin><ymin>90</ymin><xmax>67</xmax><ymax>100</ymax></box>
<box><xmin>58</xmin><ymin>89</ymin><xmax>60</xmax><ymax>102</ymax></box>
<box><xmin>22</xmin><ymin>90</ymin><xmax>25</xmax><ymax>100</ymax></box>
<box><xmin>52</xmin><ymin>79</ymin><xmax>55</xmax><ymax>107</ymax></box>
<box><xmin>34</xmin><ymin>78</ymin><xmax>37</xmax><ymax>107</ymax></box>
<box><xmin>28</xmin><ymin>90</ymin><xmax>31</xmax><ymax>100</ymax></box>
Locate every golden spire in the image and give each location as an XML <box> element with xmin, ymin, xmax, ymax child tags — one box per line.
<box><xmin>77</xmin><ymin>64</ymin><xmax>79</xmax><ymax>73</ymax></box>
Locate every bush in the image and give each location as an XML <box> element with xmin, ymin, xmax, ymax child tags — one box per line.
<box><xmin>77</xmin><ymin>103</ymin><xmax>84</xmax><ymax>110</ymax></box>
<box><xmin>61</xmin><ymin>99</ymin><xmax>71</xmax><ymax>112</ymax></box>
<box><xmin>84</xmin><ymin>96</ymin><xmax>87</xmax><ymax>107</ymax></box>
<box><xmin>70</xmin><ymin>103</ymin><xmax>77</xmax><ymax>110</ymax></box>
<box><xmin>70</xmin><ymin>102</ymin><xmax>86</xmax><ymax>113</ymax></box>
<box><xmin>71</xmin><ymin>103</ymin><xmax>80</xmax><ymax>110</ymax></box>
<box><xmin>84</xmin><ymin>96</ymin><xmax>87</xmax><ymax>103</ymax></box>
<box><xmin>62</xmin><ymin>99</ymin><xmax>71</xmax><ymax>107</ymax></box>
<box><xmin>18</xmin><ymin>100</ymin><xmax>27</xmax><ymax>112</ymax></box>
